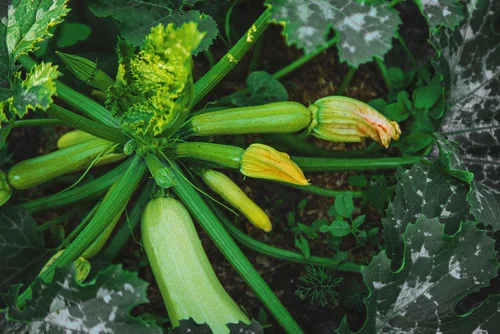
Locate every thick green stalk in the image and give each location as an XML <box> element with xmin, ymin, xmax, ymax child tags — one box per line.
<box><xmin>17</xmin><ymin>155</ymin><xmax>145</xmax><ymax>306</ymax></box>
<box><xmin>13</xmin><ymin>119</ymin><xmax>64</xmax><ymax>128</ymax></box>
<box><xmin>21</xmin><ymin>160</ymin><xmax>130</xmax><ymax>214</ymax></box>
<box><xmin>293</xmin><ymin>156</ymin><xmax>424</xmax><ymax>172</ymax></box>
<box><xmin>335</xmin><ymin>66</ymin><xmax>357</xmax><ymax>95</ymax></box>
<box><xmin>18</xmin><ymin>55</ymin><xmax>118</xmax><ymax>127</ymax></box>
<box><xmin>211</xmin><ymin>203</ymin><xmax>362</xmax><ymax>273</ymax></box>
<box><xmin>58</xmin><ymin>206</ymin><xmax>98</xmax><ymax>250</ymax></box>
<box><xmin>48</xmin><ymin>104</ymin><xmax>128</xmax><ymax>144</ymax></box>
<box><xmin>193</xmin><ymin>8</ymin><xmax>271</xmax><ymax>106</ymax></box>
<box><xmin>103</xmin><ymin>180</ymin><xmax>154</xmax><ymax>260</ymax></box>
<box><xmin>171</xmin><ymin>162</ymin><xmax>303</xmax><ymax>334</ymax></box>
<box><xmin>268</xmin><ymin>134</ymin><xmax>383</xmax><ymax>158</ymax></box>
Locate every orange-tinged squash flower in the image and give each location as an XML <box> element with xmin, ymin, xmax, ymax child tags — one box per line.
<box><xmin>240</xmin><ymin>143</ymin><xmax>309</xmax><ymax>186</ymax></box>
<box><xmin>307</xmin><ymin>96</ymin><xmax>401</xmax><ymax>148</ymax></box>
<box><xmin>202</xmin><ymin>169</ymin><xmax>272</xmax><ymax>232</ymax></box>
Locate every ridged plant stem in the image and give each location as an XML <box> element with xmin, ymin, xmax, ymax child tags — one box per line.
<box><xmin>171</xmin><ymin>162</ymin><xmax>304</xmax><ymax>334</ymax></box>
<box><xmin>17</xmin><ymin>155</ymin><xmax>146</xmax><ymax>306</ymax></box>
<box><xmin>193</xmin><ymin>8</ymin><xmax>272</xmax><ymax>106</ymax></box>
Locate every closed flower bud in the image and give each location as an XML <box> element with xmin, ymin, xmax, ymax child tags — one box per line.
<box><xmin>0</xmin><ymin>171</ymin><xmax>11</xmax><ymax>207</ymax></box>
<box><xmin>241</xmin><ymin>144</ymin><xmax>309</xmax><ymax>186</ymax></box>
<box><xmin>307</xmin><ymin>96</ymin><xmax>401</xmax><ymax>148</ymax></box>
<box><xmin>202</xmin><ymin>169</ymin><xmax>272</xmax><ymax>232</ymax></box>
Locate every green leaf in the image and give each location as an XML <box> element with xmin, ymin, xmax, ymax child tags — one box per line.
<box><xmin>399</xmin><ymin>132</ymin><xmax>435</xmax><ymax>154</ymax></box>
<box><xmin>382</xmin><ymin>91</ymin><xmax>411</xmax><ymax>122</ymax></box>
<box><xmin>108</xmin><ymin>23</ymin><xmax>204</xmax><ymax>136</ymax></box>
<box><xmin>347</xmin><ymin>175</ymin><xmax>367</xmax><ymax>188</ymax></box>
<box><xmin>412</xmin><ymin>84</ymin><xmax>443</xmax><ymax>109</ymax></box>
<box><xmin>320</xmin><ymin>219</ymin><xmax>351</xmax><ymax>237</ymax></box>
<box><xmin>56</xmin><ymin>22</ymin><xmax>92</xmax><ymax>48</ymax></box>
<box><xmin>339</xmin><ymin>217</ymin><xmax>498</xmax><ymax>333</ymax></box>
<box><xmin>3</xmin><ymin>0</ymin><xmax>70</xmax><ymax>62</ymax></box>
<box><xmin>8</xmin><ymin>62</ymin><xmax>59</xmax><ymax>117</ymax></box>
<box><xmin>4</xmin><ymin>265</ymin><xmax>161</xmax><ymax>333</ymax></box>
<box><xmin>0</xmin><ymin>206</ymin><xmax>52</xmax><ymax>293</ymax></box>
<box><xmin>352</xmin><ymin>215</ymin><xmax>366</xmax><ymax>231</ymax></box>
<box><xmin>266</xmin><ymin>0</ymin><xmax>401</xmax><ymax>67</ymax></box>
<box><xmin>387</xmin><ymin>66</ymin><xmax>405</xmax><ymax>90</ymax></box>
<box><xmin>230</xmin><ymin>71</ymin><xmax>288</xmax><ymax>107</ymax></box>
<box><xmin>88</xmin><ymin>0</ymin><xmax>217</xmax><ymax>55</ymax></box>
<box><xmin>294</xmin><ymin>235</ymin><xmax>310</xmax><ymax>259</ymax></box>
<box><xmin>430</xmin><ymin>0</ymin><xmax>500</xmax><ymax>189</ymax></box>
<box><xmin>0</xmin><ymin>0</ymin><xmax>67</xmax><ymax>128</ymax></box>
<box><xmin>334</xmin><ymin>192</ymin><xmax>354</xmax><ymax>218</ymax></box>
<box><xmin>383</xmin><ymin>164</ymin><xmax>470</xmax><ymax>268</ymax></box>
<box><xmin>414</xmin><ymin>0</ymin><xmax>464</xmax><ymax>30</ymax></box>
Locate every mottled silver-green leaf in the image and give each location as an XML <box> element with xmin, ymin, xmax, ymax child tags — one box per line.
<box><xmin>266</xmin><ymin>0</ymin><xmax>401</xmax><ymax>67</ymax></box>
<box><xmin>414</xmin><ymin>0</ymin><xmax>464</xmax><ymax>30</ymax></box>
<box><xmin>468</xmin><ymin>181</ymin><xmax>500</xmax><ymax>231</ymax></box>
<box><xmin>431</xmin><ymin>0</ymin><xmax>500</xmax><ymax>189</ymax></box>
<box><xmin>5</xmin><ymin>265</ymin><xmax>161</xmax><ymax>333</ymax></box>
<box><xmin>436</xmin><ymin>137</ymin><xmax>500</xmax><ymax>232</ymax></box>
<box><xmin>383</xmin><ymin>164</ymin><xmax>470</xmax><ymax>268</ymax></box>
<box><xmin>88</xmin><ymin>0</ymin><xmax>217</xmax><ymax>55</ymax></box>
<box><xmin>339</xmin><ymin>217</ymin><xmax>498</xmax><ymax>333</ymax></box>
<box><xmin>0</xmin><ymin>206</ymin><xmax>51</xmax><ymax>294</ymax></box>
<box><xmin>9</xmin><ymin>62</ymin><xmax>58</xmax><ymax>117</ymax></box>
<box><xmin>3</xmin><ymin>0</ymin><xmax>70</xmax><ymax>61</ymax></box>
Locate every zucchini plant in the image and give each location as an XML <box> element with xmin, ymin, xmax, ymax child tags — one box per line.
<box><xmin>0</xmin><ymin>0</ymin><xmax>499</xmax><ymax>333</ymax></box>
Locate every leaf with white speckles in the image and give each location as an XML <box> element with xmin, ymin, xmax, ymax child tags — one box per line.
<box><xmin>414</xmin><ymin>0</ymin><xmax>464</xmax><ymax>30</ymax></box>
<box><xmin>88</xmin><ymin>0</ymin><xmax>217</xmax><ymax>55</ymax></box>
<box><xmin>0</xmin><ymin>0</ymin><xmax>67</xmax><ymax>130</ymax></box>
<box><xmin>431</xmin><ymin>0</ymin><xmax>500</xmax><ymax>189</ymax></box>
<box><xmin>382</xmin><ymin>163</ymin><xmax>470</xmax><ymax>268</ymax></box>
<box><xmin>436</xmin><ymin>137</ymin><xmax>500</xmax><ymax>232</ymax></box>
<box><xmin>3</xmin><ymin>265</ymin><xmax>162</xmax><ymax>333</ymax></box>
<box><xmin>265</xmin><ymin>0</ymin><xmax>401</xmax><ymax>67</ymax></box>
<box><xmin>0</xmin><ymin>206</ymin><xmax>52</xmax><ymax>294</ymax></box>
<box><xmin>338</xmin><ymin>217</ymin><xmax>498</xmax><ymax>333</ymax></box>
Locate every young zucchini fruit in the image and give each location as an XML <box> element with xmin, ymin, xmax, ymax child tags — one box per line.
<box><xmin>8</xmin><ymin>138</ymin><xmax>115</xmax><ymax>190</ymax></box>
<box><xmin>141</xmin><ymin>197</ymin><xmax>250</xmax><ymax>333</ymax></box>
<box><xmin>189</xmin><ymin>101</ymin><xmax>312</xmax><ymax>136</ymax></box>
<box><xmin>202</xmin><ymin>169</ymin><xmax>272</xmax><ymax>232</ymax></box>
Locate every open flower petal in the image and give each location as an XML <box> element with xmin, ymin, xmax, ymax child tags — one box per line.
<box><xmin>241</xmin><ymin>144</ymin><xmax>309</xmax><ymax>186</ymax></box>
<box><xmin>308</xmin><ymin>96</ymin><xmax>401</xmax><ymax>148</ymax></box>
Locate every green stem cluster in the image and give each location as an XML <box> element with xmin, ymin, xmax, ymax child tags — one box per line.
<box><xmin>192</xmin><ymin>8</ymin><xmax>272</xmax><ymax>106</ymax></box>
<box><xmin>171</xmin><ymin>161</ymin><xmax>304</xmax><ymax>334</ymax></box>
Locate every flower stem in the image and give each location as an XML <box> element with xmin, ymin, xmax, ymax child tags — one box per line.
<box><xmin>103</xmin><ymin>180</ymin><xmax>154</xmax><ymax>260</ymax></box>
<box><xmin>293</xmin><ymin>156</ymin><xmax>424</xmax><ymax>172</ymax></box>
<box><xmin>335</xmin><ymin>66</ymin><xmax>357</xmax><ymax>95</ymax></box>
<box><xmin>171</xmin><ymin>162</ymin><xmax>304</xmax><ymax>334</ymax></box>
<box><xmin>13</xmin><ymin>119</ymin><xmax>64</xmax><ymax>128</ymax></box>
<box><xmin>375</xmin><ymin>58</ymin><xmax>393</xmax><ymax>94</ymax></box>
<box><xmin>273</xmin><ymin>37</ymin><xmax>338</xmax><ymax>80</ymax></box>
<box><xmin>212</xmin><ymin>203</ymin><xmax>363</xmax><ymax>273</ymax></box>
<box><xmin>193</xmin><ymin>8</ymin><xmax>272</xmax><ymax>106</ymax></box>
